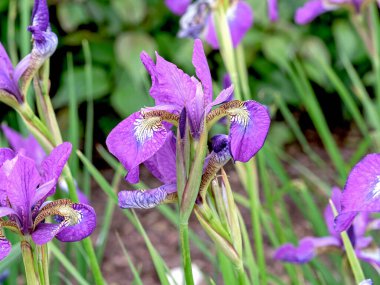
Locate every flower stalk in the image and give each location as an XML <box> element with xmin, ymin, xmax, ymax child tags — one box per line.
<box><xmin>329</xmin><ymin>200</ymin><xmax>366</xmax><ymax>283</ymax></box>
<box><xmin>21</xmin><ymin>239</ymin><xmax>39</xmax><ymax>285</ymax></box>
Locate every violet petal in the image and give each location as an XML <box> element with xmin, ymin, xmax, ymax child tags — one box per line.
<box><xmin>274</xmin><ymin>236</ymin><xmax>340</xmax><ymax>263</ymax></box>
<box><xmin>0</xmin><ymin>148</ymin><xmax>14</xmax><ymax>166</ymax></box>
<box><xmin>1</xmin><ymin>124</ymin><xmax>46</xmax><ymax>166</ymax></box>
<box><xmin>106</xmin><ymin>111</ymin><xmax>168</xmax><ymax>183</ymax></box>
<box><xmin>228</xmin><ymin>100</ymin><xmax>270</xmax><ymax>162</ymax></box>
<box><xmin>2</xmin><ymin>155</ymin><xmax>40</xmax><ymax>231</ymax></box>
<box><xmin>55</xmin><ymin>203</ymin><xmax>97</xmax><ymax>242</ymax></box>
<box><xmin>226</xmin><ymin>1</ymin><xmax>254</xmax><ymax>48</ymax></box>
<box><xmin>118</xmin><ymin>184</ymin><xmax>177</xmax><ymax>209</ymax></box>
<box><xmin>294</xmin><ymin>0</ymin><xmax>330</xmax><ymax>25</ymax></box>
<box><xmin>144</xmin><ymin>132</ymin><xmax>177</xmax><ymax>184</ymax></box>
<box><xmin>192</xmin><ymin>39</ymin><xmax>213</xmax><ymax>105</ymax></box>
<box><xmin>356</xmin><ymin>248</ymin><xmax>380</xmax><ymax>267</ymax></box>
<box><xmin>32</xmin><ymin>223</ymin><xmax>62</xmax><ymax>245</ymax></box>
<box><xmin>165</xmin><ymin>0</ymin><xmax>191</xmax><ymax>15</ymax></box>
<box><xmin>267</xmin><ymin>0</ymin><xmax>279</xmax><ymax>22</ymax></box>
<box><xmin>39</xmin><ymin>142</ymin><xmax>72</xmax><ymax>198</ymax></box>
<box><xmin>0</xmin><ymin>237</ymin><xmax>11</xmax><ymax>261</ymax></box>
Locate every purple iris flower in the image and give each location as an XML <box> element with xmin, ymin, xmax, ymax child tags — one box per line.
<box><xmin>118</xmin><ymin>134</ymin><xmax>232</xmax><ymax>209</ymax></box>
<box><xmin>295</xmin><ymin>0</ymin><xmax>378</xmax><ymax>25</ymax></box>
<box><xmin>0</xmin><ymin>143</ymin><xmax>96</xmax><ymax>261</ymax></box>
<box><xmin>267</xmin><ymin>0</ymin><xmax>279</xmax><ymax>22</ymax></box>
<box><xmin>106</xmin><ymin>39</ymin><xmax>270</xmax><ymax>183</ymax></box>
<box><xmin>335</xmin><ymin>154</ymin><xmax>380</xmax><ymax>232</ymax></box>
<box><xmin>168</xmin><ymin>0</ymin><xmax>253</xmax><ymax>49</ymax></box>
<box><xmin>0</xmin><ymin>0</ymin><xmax>57</xmax><ymax>104</ymax></box>
<box><xmin>1</xmin><ymin>124</ymin><xmax>89</xmax><ymax>204</ymax></box>
<box><xmin>274</xmin><ymin>188</ymin><xmax>380</xmax><ymax>267</ymax></box>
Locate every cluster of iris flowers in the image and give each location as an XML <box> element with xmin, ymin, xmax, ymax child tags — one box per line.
<box><xmin>1</xmin><ymin>0</ymin><xmax>380</xmax><ymax>284</ymax></box>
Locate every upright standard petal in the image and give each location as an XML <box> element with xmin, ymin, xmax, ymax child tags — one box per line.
<box><xmin>294</xmin><ymin>0</ymin><xmax>331</xmax><ymax>25</ymax></box>
<box><xmin>39</xmin><ymin>142</ymin><xmax>72</xmax><ymax>197</ymax></box>
<box><xmin>165</xmin><ymin>0</ymin><xmax>191</xmax><ymax>15</ymax></box>
<box><xmin>143</xmin><ymin>52</ymin><xmax>197</xmax><ymax>109</ymax></box>
<box><xmin>2</xmin><ymin>124</ymin><xmax>46</xmax><ymax>166</ymax></box>
<box><xmin>227</xmin><ymin>100</ymin><xmax>270</xmax><ymax>162</ymax></box>
<box><xmin>192</xmin><ymin>39</ymin><xmax>213</xmax><ymax>105</ymax></box>
<box><xmin>118</xmin><ymin>184</ymin><xmax>177</xmax><ymax>209</ymax></box>
<box><xmin>106</xmin><ymin>111</ymin><xmax>169</xmax><ymax>183</ymax></box>
<box><xmin>2</xmin><ymin>155</ymin><xmax>41</xmax><ymax>231</ymax></box>
<box><xmin>0</xmin><ymin>44</ymin><xmax>22</xmax><ymax>102</ymax></box>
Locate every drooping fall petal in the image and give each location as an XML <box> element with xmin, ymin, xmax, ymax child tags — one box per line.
<box><xmin>106</xmin><ymin>111</ymin><xmax>169</xmax><ymax>183</ymax></box>
<box><xmin>118</xmin><ymin>184</ymin><xmax>177</xmax><ymax>209</ymax></box>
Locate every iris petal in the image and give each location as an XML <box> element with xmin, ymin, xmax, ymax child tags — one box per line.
<box><xmin>335</xmin><ymin>154</ymin><xmax>380</xmax><ymax>231</ymax></box>
<box><xmin>106</xmin><ymin>111</ymin><xmax>168</xmax><ymax>183</ymax></box>
<box><xmin>295</xmin><ymin>0</ymin><xmax>332</xmax><ymax>25</ymax></box>
<box><xmin>118</xmin><ymin>184</ymin><xmax>177</xmax><ymax>209</ymax></box>
<box><xmin>165</xmin><ymin>0</ymin><xmax>191</xmax><ymax>15</ymax></box>
<box><xmin>228</xmin><ymin>100</ymin><xmax>270</xmax><ymax>162</ymax></box>
<box><xmin>274</xmin><ymin>236</ymin><xmax>340</xmax><ymax>263</ymax></box>
<box><xmin>192</xmin><ymin>39</ymin><xmax>213</xmax><ymax>105</ymax></box>
<box><xmin>56</xmin><ymin>203</ymin><xmax>96</xmax><ymax>242</ymax></box>
<box><xmin>0</xmin><ymin>234</ymin><xmax>11</xmax><ymax>261</ymax></box>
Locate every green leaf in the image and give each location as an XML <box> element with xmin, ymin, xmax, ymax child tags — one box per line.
<box><xmin>333</xmin><ymin>20</ymin><xmax>366</xmax><ymax>63</ymax></box>
<box><xmin>53</xmin><ymin>67</ymin><xmax>110</xmax><ymax>108</ymax></box>
<box><xmin>110</xmin><ymin>72</ymin><xmax>153</xmax><ymax>117</ymax></box>
<box><xmin>57</xmin><ymin>2</ymin><xmax>90</xmax><ymax>33</ymax></box>
<box><xmin>111</xmin><ymin>0</ymin><xmax>147</xmax><ymax>25</ymax></box>
<box><xmin>115</xmin><ymin>32</ymin><xmax>157</xmax><ymax>82</ymax></box>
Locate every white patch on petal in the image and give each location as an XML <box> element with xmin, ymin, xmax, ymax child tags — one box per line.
<box><xmin>133</xmin><ymin>117</ymin><xmax>162</xmax><ymax>144</ymax></box>
<box><xmin>368</xmin><ymin>176</ymin><xmax>380</xmax><ymax>200</ymax></box>
<box><xmin>359</xmin><ymin>247</ymin><xmax>380</xmax><ymax>263</ymax></box>
<box><xmin>227</xmin><ymin>106</ymin><xmax>250</xmax><ymax>127</ymax></box>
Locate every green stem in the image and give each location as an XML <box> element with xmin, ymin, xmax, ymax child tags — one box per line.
<box><xmin>21</xmin><ymin>240</ymin><xmax>39</xmax><ymax>285</ymax></box>
<box><xmin>329</xmin><ymin>200</ymin><xmax>365</xmax><ymax>283</ymax></box>
<box><xmin>245</xmin><ymin>160</ymin><xmax>267</xmax><ymax>285</ymax></box>
<box><xmin>179</xmin><ymin>223</ymin><xmax>194</xmax><ymax>285</ymax></box>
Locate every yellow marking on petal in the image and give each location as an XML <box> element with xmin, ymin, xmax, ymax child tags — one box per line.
<box><xmin>33</xmin><ymin>199</ymin><xmax>82</xmax><ymax>229</ymax></box>
<box><xmin>227</xmin><ymin>105</ymin><xmax>250</xmax><ymax>128</ymax></box>
<box><xmin>133</xmin><ymin>116</ymin><xmax>163</xmax><ymax>144</ymax></box>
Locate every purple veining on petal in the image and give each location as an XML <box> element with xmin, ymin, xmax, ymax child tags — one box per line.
<box><xmin>340</xmin><ymin>154</ymin><xmax>380</xmax><ymax>214</ymax></box>
<box><xmin>118</xmin><ymin>184</ymin><xmax>177</xmax><ymax>209</ymax></box>
<box><xmin>143</xmin><ymin>51</ymin><xmax>197</xmax><ymax>109</ymax></box>
<box><xmin>187</xmin><ymin>81</ymin><xmax>206</xmax><ymax>138</ymax></box>
<box><xmin>28</xmin><ymin>0</ymin><xmax>49</xmax><ymax>42</ymax></box>
<box><xmin>228</xmin><ymin>100</ymin><xmax>271</xmax><ymax>162</ymax></box>
<box><xmin>144</xmin><ymin>132</ymin><xmax>177</xmax><ymax>184</ymax></box>
<box><xmin>32</xmin><ymin>223</ymin><xmax>62</xmax><ymax>245</ymax></box>
<box><xmin>39</xmin><ymin>142</ymin><xmax>72</xmax><ymax>198</ymax></box>
<box><xmin>1</xmin><ymin>155</ymin><xmax>41</xmax><ymax>231</ymax></box>
<box><xmin>106</xmin><ymin>111</ymin><xmax>168</xmax><ymax>183</ymax></box>
<box><xmin>192</xmin><ymin>39</ymin><xmax>213</xmax><ymax>105</ymax></box>
<box><xmin>0</xmin><ymin>237</ymin><xmax>11</xmax><ymax>261</ymax></box>
<box><xmin>0</xmin><ymin>148</ymin><xmax>14</xmax><ymax>167</ymax></box>
<box><xmin>165</xmin><ymin>0</ymin><xmax>191</xmax><ymax>15</ymax></box>
<box><xmin>55</xmin><ymin>203</ymin><xmax>97</xmax><ymax>242</ymax></box>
